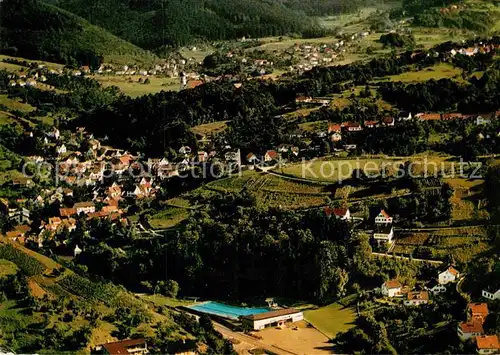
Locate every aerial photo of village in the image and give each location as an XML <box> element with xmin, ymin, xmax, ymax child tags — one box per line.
<box><xmin>2</xmin><ymin>0</ymin><xmax>500</xmax><ymax>354</ymax></box>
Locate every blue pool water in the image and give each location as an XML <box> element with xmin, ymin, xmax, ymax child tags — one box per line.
<box><xmin>188</xmin><ymin>301</ymin><xmax>271</xmax><ymax>319</ymax></box>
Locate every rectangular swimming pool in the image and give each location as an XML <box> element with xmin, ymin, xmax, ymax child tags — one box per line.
<box><xmin>188</xmin><ymin>301</ymin><xmax>272</xmax><ymax>319</ymax></box>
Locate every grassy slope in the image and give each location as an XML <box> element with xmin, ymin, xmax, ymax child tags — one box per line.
<box><xmin>0</xmin><ymin>240</ymin><xmax>193</xmax><ymax>351</ymax></box>
<box><xmin>304</xmin><ymin>302</ymin><xmax>356</xmax><ymax>338</ymax></box>
<box><xmin>0</xmin><ymin>0</ymin><xmax>156</xmax><ymax>65</ymax></box>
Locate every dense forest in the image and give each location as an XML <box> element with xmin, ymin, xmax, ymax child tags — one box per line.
<box><xmin>47</xmin><ymin>0</ymin><xmax>333</xmax><ymax>50</ymax></box>
<box><xmin>0</xmin><ymin>0</ymin><xmax>155</xmax><ymax>66</ymax></box>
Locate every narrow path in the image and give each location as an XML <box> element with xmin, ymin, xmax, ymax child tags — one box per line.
<box><xmin>371</xmin><ymin>252</ymin><xmax>443</xmax><ymax>265</ymax></box>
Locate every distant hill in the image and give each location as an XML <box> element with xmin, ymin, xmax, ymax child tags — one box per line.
<box><xmin>0</xmin><ymin>0</ymin><xmax>156</xmax><ymax>66</ymax></box>
<box><xmin>47</xmin><ymin>0</ymin><xmax>334</xmax><ymax>50</ymax></box>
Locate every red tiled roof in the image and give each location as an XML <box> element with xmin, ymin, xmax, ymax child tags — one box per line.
<box><xmin>447</xmin><ymin>266</ymin><xmax>459</xmax><ymax>276</ymax></box>
<box><xmin>383</xmin><ymin>117</ymin><xmax>394</xmax><ymax>124</ymax></box>
<box><xmin>476</xmin><ymin>335</ymin><xmax>500</xmax><ymax>350</ymax></box>
<box><xmin>266</xmin><ymin>150</ymin><xmax>278</xmax><ymax>159</ymax></box>
<box><xmin>379</xmin><ymin>209</ymin><xmax>391</xmax><ymax>218</ymax></box>
<box><xmin>419</xmin><ymin>113</ymin><xmax>442</xmax><ymax>121</ymax></box>
<box><xmin>60</xmin><ymin>208</ymin><xmax>77</xmax><ymax>217</ymax></box>
<box><xmin>328</xmin><ymin>124</ymin><xmax>341</xmax><ymax>133</ymax></box>
<box><xmin>384</xmin><ymin>279</ymin><xmax>402</xmax><ymax>289</ymax></box>
<box><xmin>324</xmin><ymin>207</ymin><xmax>348</xmax><ymax>217</ymax></box>
<box><xmin>101</xmin><ymin>339</ymin><xmax>147</xmax><ymax>355</ymax></box>
<box><xmin>188</xmin><ymin>80</ymin><xmax>203</xmax><ymax>89</ymax></box>
<box><xmin>468</xmin><ymin>303</ymin><xmax>489</xmax><ymax>318</ymax></box>
<box><xmin>364</xmin><ymin>120</ymin><xmax>377</xmax><ymax>126</ymax></box>
<box><xmin>459</xmin><ymin>320</ymin><xmax>484</xmax><ymax>334</ymax></box>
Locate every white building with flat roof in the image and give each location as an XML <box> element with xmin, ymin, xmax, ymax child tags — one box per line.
<box><xmin>241</xmin><ymin>309</ymin><xmax>303</xmax><ymax>330</ymax></box>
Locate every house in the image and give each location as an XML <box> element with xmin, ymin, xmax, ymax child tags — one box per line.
<box><xmin>381</xmin><ymin>279</ymin><xmax>402</xmax><ymax>297</ymax></box>
<box><xmin>364</xmin><ymin>120</ymin><xmax>377</xmax><ymax>128</ymax></box>
<box><xmin>95</xmin><ymin>338</ymin><xmax>148</xmax><ymax>355</ymax></box>
<box><xmin>383</xmin><ymin>117</ymin><xmax>395</xmax><ymax>126</ymax></box>
<box><xmin>467</xmin><ymin>303</ymin><xmax>489</xmax><ymax>323</ymax></box>
<box><xmin>482</xmin><ymin>286</ymin><xmax>500</xmax><ymax>301</ymax></box>
<box><xmin>345</xmin><ymin>122</ymin><xmax>363</xmax><ymax>132</ymax></box>
<box><xmin>438</xmin><ymin>266</ymin><xmax>460</xmax><ymax>285</ymax></box>
<box><xmin>405</xmin><ymin>291</ymin><xmax>429</xmax><ymax>306</ymax></box>
<box><xmin>328</xmin><ymin>123</ymin><xmax>341</xmax><ymax>134</ymax></box>
<box><xmin>74</xmin><ymin>202</ymin><xmax>95</xmax><ymax>214</ymax></box>
<box><xmin>476</xmin><ymin>335</ymin><xmax>500</xmax><ymax>354</ymax></box>
<box><xmin>264</xmin><ymin>150</ymin><xmax>279</xmax><ymax>162</ymax></box>
<box><xmin>8</xmin><ymin>208</ymin><xmax>30</xmax><ymax>224</ymax></box>
<box><xmin>458</xmin><ymin>319</ymin><xmax>484</xmax><ymax>341</ymax></box>
<box><xmin>295</xmin><ymin>96</ymin><xmax>312</xmax><ymax>104</ymax></box>
<box><xmin>398</xmin><ymin>111</ymin><xmax>412</xmax><ymax>121</ymax></box>
<box><xmin>477</xmin><ymin>113</ymin><xmax>495</xmax><ymax>126</ymax></box>
<box><xmin>291</xmin><ymin>147</ymin><xmax>299</xmax><ymax>156</ymax></box>
<box><xmin>375</xmin><ymin>209</ymin><xmax>393</xmax><ymax>224</ymax></box>
<box><xmin>331</xmin><ymin>132</ymin><xmax>342</xmax><ymax>142</ymax></box>
<box><xmin>56</xmin><ymin>144</ymin><xmax>67</xmax><ymax>155</ymax></box>
<box><xmin>241</xmin><ymin>309</ymin><xmax>303</xmax><ymax>330</ymax></box>
<box><xmin>324</xmin><ymin>207</ymin><xmax>351</xmax><ymax>220</ymax></box>
<box><xmin>247</xmin><ymin>153</ymin><xmax>258</xmax><ymax>164</ymax></box>
<box><xmin>60</xmin><ymin>208</ymin><xmax>77</xmax><ymax>217</ymax></box>
<box><xmin>418</xmin><ymin>113</ymin><xmax>442</xmax><ymax>121</ymax></box>
<box><xmin>373</xmin><ymin>224</ymin><xmax>394</xmax><ymax>245</ymax></box>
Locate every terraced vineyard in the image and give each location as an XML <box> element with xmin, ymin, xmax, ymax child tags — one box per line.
<box><xmin>393</xmin><ymin>226</ymin><xmax>491</xmax><ymax>263</ymax></box>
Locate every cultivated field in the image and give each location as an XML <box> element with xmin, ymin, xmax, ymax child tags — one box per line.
<box><xmin>280</xmin><ymin>154</ymin><xmax>462</xmax><ymax>183</ymax></box>
<box><xmin>93</xmin><ymin>75</ymin><xmax>180</xmax><ymax>97</ymax></box>
<box><xmin>393</xmin><ymin>226</ymin><xmax>490</xmax><ymax>263</ymax></box>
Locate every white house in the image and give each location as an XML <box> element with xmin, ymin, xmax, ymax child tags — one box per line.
<box><xmin>381</xmin><ymin>279</ymin><xmax>402</xmax><ymax>298</ymax></box>
<box><xmin>241</xmin><ymin>309</ymin><xmax>303</xmax><ymax>330</ymax></box>
<box><xmin>482</xmin><ymin>287</ymin><xmax>500</xmax><ymax>301</ymax></box>
<box><xmin>398</xmin><ymin>111</ymin><xmax>412</xmax><ymax>121</ymax></box>
<box><xmin>74</xmin><ymin>201</ymin><xmax>95</xmax><ymax>214</ymax></box>
<box><xmin>404</xmin><ymin>291</ymin><xmax>429</xmax><ymax>306</ymax></box>
<box><xmin>438</xmin><ymin>266</ymin><xmax>460</xmax><ymax>285</ymax></box>
<box><xmin>375</xmin><ymin>209</ymin><xmax>393</xmax><ymax>224</ymax></box>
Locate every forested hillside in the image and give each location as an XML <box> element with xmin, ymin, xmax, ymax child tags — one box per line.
<box><xmin>46</xmin><ymin>0</ymin><xmax>346</xmax><ymax>49</ymax></box>
<box><xmin>0</xmin><ymin>0</ymin><xmax>156</xmax><ymax>65</ymax></box>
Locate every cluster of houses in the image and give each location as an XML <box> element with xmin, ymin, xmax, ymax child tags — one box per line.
<box><xmin>456</xmin><ymin>302</ymin><xmax>500</xmax><ymax>355</ymax></box>
<box><xmin>380</xmin><ymin>266</ymin><xmax>461</xmax><ymax>304</ymax></box>
<box><xmin>313</xmin><ymin>109</ymin><xmax>500</xmax><ymax>142</ymax></box>
<box><xmin>324</xmin><ymin>207</ymin><xmax>395</xmax><ymax>248</ymax></box>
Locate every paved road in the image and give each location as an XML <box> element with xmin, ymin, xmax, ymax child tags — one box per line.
<box><xmin>213</xmin><ymin>322</ymin><xmax>298</xmax><ymax>355</ymax></box>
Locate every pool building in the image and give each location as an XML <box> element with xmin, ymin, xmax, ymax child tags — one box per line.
<box><xmin>187</xmin><ymin>301</ymin><xmax>303</xmax><ymax>330</ymax></box>
<box><xmin>242</xmin><ymin>308</ymin><xmax>304</xmax><ymax>330</ymax></box>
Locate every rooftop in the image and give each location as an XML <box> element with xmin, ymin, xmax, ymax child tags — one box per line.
<box><xmin>476</xmin><ymin>335</ymin><xmax>500</xmax><ymax>350</ymax></box>
<box><xmin>384</xmin><ymin>279</ymin><xmax>402</xmax><ymax>289</ymax></box>
<box><xmin>242</xmin><ymin>308</ymin><xmax>301</xmax><ymax>321</ymax></box>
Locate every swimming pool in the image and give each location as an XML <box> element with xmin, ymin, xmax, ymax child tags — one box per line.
<box><xmin>188</xmin><ymin>301</ymin><xmax>271</xmax><ymax>319</ymax></box>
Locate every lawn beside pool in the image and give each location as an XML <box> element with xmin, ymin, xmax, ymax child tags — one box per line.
<box><xmin>304</xmin><ymin>302</ymin><xmax>357</xmax><ymax>338</ymax></box>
